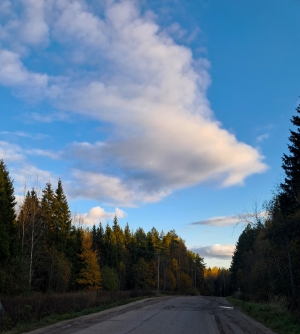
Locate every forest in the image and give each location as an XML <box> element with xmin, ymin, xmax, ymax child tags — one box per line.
<box><xmin>0</xmin><ymin>165</ymin><xmax>208</xmax><ymax>296</ymax></box>
<box><xmin>230</xmin><ymin>103</ymin><xmax>300</xmax><ymax>309</ymax></box>
<box><xmin>2</xmin><ymin>103</ymin><xmax>300</xmax><ymax>310</ymax></box>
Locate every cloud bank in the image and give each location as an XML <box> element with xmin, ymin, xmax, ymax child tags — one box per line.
<box><xmin>0</xmin><ymin>0</ymin><xmax>268</xmax><ymax>205</ymax></box>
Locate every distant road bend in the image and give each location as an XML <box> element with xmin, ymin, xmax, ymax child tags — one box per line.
<box><xmin>28</xmin><ymin>296</ymin><xmax>276</xmax><ymax>334</ymax></box>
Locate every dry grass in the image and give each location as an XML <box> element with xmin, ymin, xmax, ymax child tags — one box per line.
<box><xmin>227</xmin><ymin>296</ymin><xmax>300</xmax><ymax>334</ymax></box>
<box><xmin>0</xmin><ymin>290</ymin><xmax>155</xmax><ymax>333</ymax></box>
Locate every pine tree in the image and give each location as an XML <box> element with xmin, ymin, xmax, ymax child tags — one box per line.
<box><xmin>0</xmin><ymin>159</ymin><xmax>17</xmax><ymax>263</ymax></box>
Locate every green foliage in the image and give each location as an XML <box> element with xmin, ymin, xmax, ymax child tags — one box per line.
<box><xmin>230</xmin><ymin>224</ymin><xmax>260</xmax><ymax>292</ymax></box>
<box><xmin>53</xmin><ymin>180</ymin><xmax>72</xmax><ymax>253</ymax></box>
<box><xmin>101</xmin><ymin>266</ymin><xmax>119</xmax><ymax>291</ymax></box>
<box><xmin>227</xmin><ymin>296</ymin><xmax>300</xmax><ymax>334</ymax></box>
<box><xmin>228</xmin><ymin>102</ymin><xmax>300</xmax><ymax>309</ymax></box>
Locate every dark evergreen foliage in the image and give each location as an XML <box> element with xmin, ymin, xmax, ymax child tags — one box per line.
<box><xmin>0</xmin><ymin>158</ymin><xmax>206</xmax><ymax>295</ymax></box>
<box><xmin>281</xmin><ymin>103</ymin><xmax>300</xmax><ymax>213</ymax></box>
<box><xmin>0</xmin><ymin>160</ymin><xmax>17</xmax><ymax>263</ymax></box>
<box><xmin>229</xmin><ymin>224</ymin><xmax>260</xmax><ymax>292</ymax></box>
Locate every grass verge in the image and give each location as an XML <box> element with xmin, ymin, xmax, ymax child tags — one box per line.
<box><xmin>226</xmin><ymin>296</ymin><xmax>300</xmax><ymax>334</ymax></box>
<box><xmin>1</xmin><ymin>292</ymin><xmax>161</xmax><ymax>334</ymax></box>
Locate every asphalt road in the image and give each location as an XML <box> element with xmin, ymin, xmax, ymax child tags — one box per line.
<box><xmin>27</xmin><ymin>296</ymin><xmax>276</xmax><ymax>334</ymax></box>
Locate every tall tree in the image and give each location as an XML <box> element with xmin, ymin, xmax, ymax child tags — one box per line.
<box><xmin>40</xmin><ymin>182</ymin><xmax>56</xmax><ymax>246</ymax></box>
<box><xmin>0</xmin><ymin>159</ymin><xmax>17</xmax><ymax>263</ymax></box>
<box><xmin>77</xmin><ymin>231</ymin><xmax>101</xmax><ymax>290</ymax></box>
<box><xmin>230</xmin><ymin>224</ymin><xmax>260</xmax><ymax>292</ymax></box>
<box><xmin>54</xmin><ymin>180</ymin><xmax>72</xmax><ymax>253</ymax></box>
<box><xmin>281</xmin><ymin>103</ymin><xmax>300</xmax><ymax>212</ymax></box>
<box><xmin>18</xmin><ymin>189</ymin><xmax>42</xmax><ymax>288</ymax></box>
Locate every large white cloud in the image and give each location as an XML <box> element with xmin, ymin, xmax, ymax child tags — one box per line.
<box><xmin>0</xmin><ymin>0</ymin><xmax>268</xmax><ymax>205</ymax></box>
<box><xmin>191</xmin><ymin>244</ymin><xmax>235</xmax><ymax>260</ymax></box>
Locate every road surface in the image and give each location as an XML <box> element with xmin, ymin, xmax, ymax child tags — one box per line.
<box><xmin>27</xmin><ymin>296</ymin><xmax>276</xmax><ymax>334</ymax></box>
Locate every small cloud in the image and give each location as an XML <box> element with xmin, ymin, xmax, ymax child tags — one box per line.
<box><xmin>25</xmin><ymin>149</ymin><xmax>60</xmax><ymax>159</ymax></box>
<box><xmin>256</xmin><ymin>133</ymin><xmax>269</xmax><ymax>143</ymax></box>
<box><xmin>191</xmin><ymin>244</ymin><xmax>235</xmax><ymax>259</ymax></box>
<box><xmin>29</xmin><ymin>112</ymin><xmax>70</xmax><ymax>123</ymax></box>
<box><xmin>0</xmin><ymin>141</ymin><xmax>24</xmax><ymax>162</ymax></box>
<box><xmin>1</xmin><ymin>131</ymin><xmax>49</xmax><ymax>140</ymax></box>
<box><xmin>191</xmin><ymin>211</ymin><xmax>267</xmax><ymax>227</ymax></box>
<box><xmin>166</xmin><ymin>22</ymin><xmax>187</xmax><ymax>39</ymax></box>
<box><xmin>82</xmin><ymin>206</ymin><xmax>127</xmax><ymax>225</ymax></box>
<box><xmin>191</xmin><ymin>215</ymin><xmax>239</xmax><ymax>227</ymax></box>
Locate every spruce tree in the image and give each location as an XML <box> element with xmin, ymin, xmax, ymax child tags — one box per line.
<box><xmin>229</xmin><ymin>224</ymin><xmax>259</xmax><ymax>292</ymax></box>
<box><xmin>40</xmin><ymin>182</ymin><xmax>56</xmax><ymax>244</ymax></box>
<box><xmin>280</xmin><ymin>103</ymin><xmax>300</xmax><ymax>214</ymax></box>
<box><xmin>54</xmin><ymin>179</ymin><xmax>71</xmax><ymax>253</ymax></box>
<box><xmin>0</xmin><ymin>159</ymin><xmax>17</xmax><ymax>263</ymax></box>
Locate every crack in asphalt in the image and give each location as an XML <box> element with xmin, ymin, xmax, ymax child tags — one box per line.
<box><xmin>125</xmin><ymin>310</ymin><xmax>161</xmax><ymax>334</ymax></box>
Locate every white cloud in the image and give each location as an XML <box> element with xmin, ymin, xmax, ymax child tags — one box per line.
<box><xmin>0</xmin><ymin>0</ymin><xmax>268</xmax><ymax>205</ymax></box>
<box><xmin>29</xmin><ymin>111</ymin><xmax>70</xmax><ymax>123</ymax></box>
<box><xmin>25</xmin><ymin>149</ymin><xmax>60</xmax><ymax>159</ymax></box>
<box><xmin>0</xmin><ymin>0</ymin><xmax>49</xmax><ymax>48</ymax></box>
<box><xmin>0</xmin><ymin>48</ymin><xmax>56</xmax><ymax>98</ymax></box>
<box><xmin>191</xmin><ymin>215</ymin><xmax>240</xmax><ymax>227</ymax></box>
<box><xmin>191</xmin><ymin>211</ymin><xmax>268</xmax><ymax>227</ymax></box>
<box><xmin>82</xmin><ymin>206</ymin><xmax>127</xmax><ymax>225</ymax></box>
<box><xmin>191</xmin><ymin>244</ymin><xmax>235</xmax><ymax>259</ymax></box>
<box><xmin>256</xmin><ymin>133</ymin><xmax>269</xmax><ymax>143</ymax></box>
<box><xmin>11</xmin><ymin>164</ymin><xmax>58</xmax><ymax>193</ymax></box>
<box><xmin>1</xmin><ymin>131</ymin><xmax>49</xmax><ymax>140</ymax></box>
<box><xmin>0</xmin><ymin>141</ymin><xmax>58</xmax><ymax>196</ymax></box>
<box><xmin>67</xmin><ymin>169</ymin><xmax>170</xmax><ymax>206</ymax></box>
<box><xmin>0</xmin><ymin>141</ymin><xmax>24</xmax><ymax>162</ymax></box>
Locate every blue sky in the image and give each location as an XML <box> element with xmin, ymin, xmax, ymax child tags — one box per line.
<box><xmin>1</xmin><ymin>0</ymin><xmax>299</xmax><ymax>268</ymax></box>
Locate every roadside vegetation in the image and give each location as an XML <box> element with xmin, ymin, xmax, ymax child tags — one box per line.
<box><xmin>228</xmin><ymin>102</ymin><xmax>300</xmax><ymax>332</ymax></box>
<box><xmin>0</xmin><ymin>290</ymin><xmax>157</xmax><ymax>333</ymax></box>
<box><xmin>227</xmin><ymin>295</ymin><xmax>300</xmax><ymax>334</ymax></box>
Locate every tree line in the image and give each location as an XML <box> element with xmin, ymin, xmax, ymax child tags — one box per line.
<box><xmin>230</xmin><ymin>102</ymin><xmax>300</xmax><ymax>307</ymax></box>
<box><xmin>0</xmin><ymin>163</ymin><xmax>207</xmax><ymax>295</ymax></box>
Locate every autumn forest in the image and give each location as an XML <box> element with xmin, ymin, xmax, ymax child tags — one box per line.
<box><xmin>1</xmin><ymin>104</ymin><xmax>300</xmax><ymax>313</ymax></box>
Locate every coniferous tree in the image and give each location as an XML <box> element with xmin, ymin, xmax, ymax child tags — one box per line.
<box><xmin>40</xmin><ymin>182</ymin><xmax>56</xmax><ymax>245</ymax></box>
<box><xmin>230</xmin><ymin>224</ymin><xmax>260</xmax><ymax>293</ymax></box>
<box><xmin>0</xmin><ymin>159</ymin><xmax>17</xmax><ymax>263</ymax></box>
<box><xmin>280</xmin><ymin>103</ymin><xmax>300</xmax><ymax>214</ymax></box>
<box><xmin>54</xmin><ymin>180</ymin><xmax>72</xmax><ymax>253</ymax></box>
